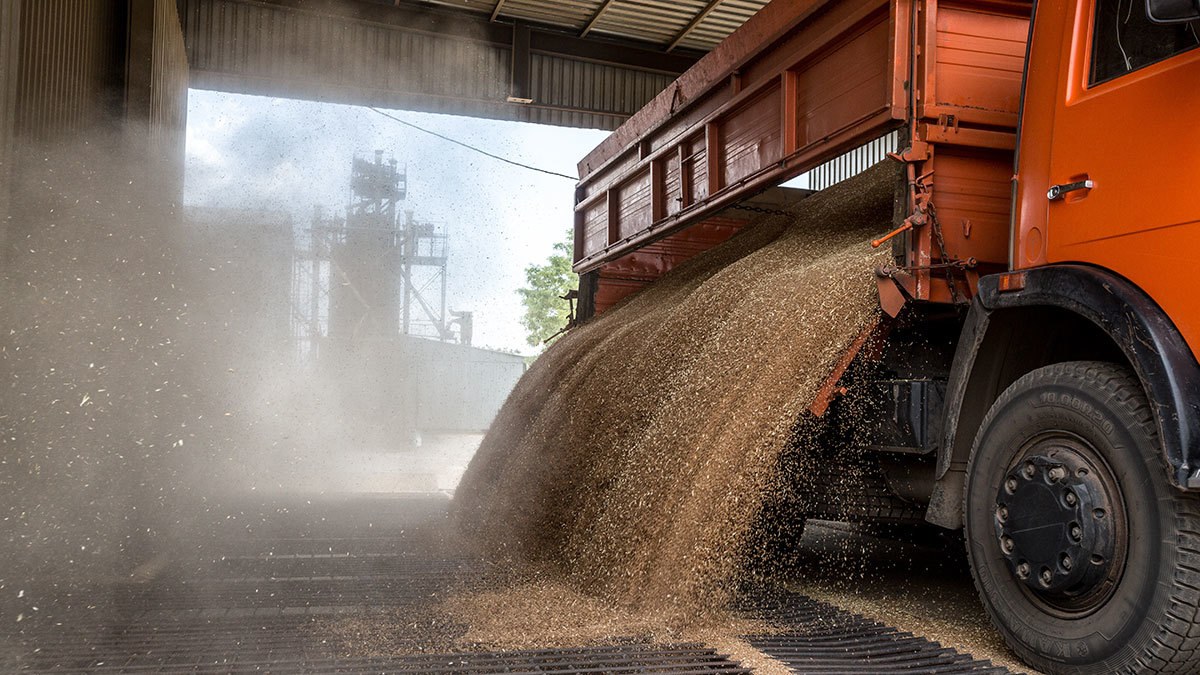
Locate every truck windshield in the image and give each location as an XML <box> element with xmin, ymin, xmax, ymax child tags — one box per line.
<box><xmin>1091</xmin><ymin>0</ymin><xmax>1200</xmax><ymax>84</ymax></box>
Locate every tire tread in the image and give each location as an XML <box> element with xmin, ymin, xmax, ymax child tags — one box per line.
<box><xmin>964</xmin><ymin>361</ymin><xmax>1200</xmax><ymax>674</ymax></box>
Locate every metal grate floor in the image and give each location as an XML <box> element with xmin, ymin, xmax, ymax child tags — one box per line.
<box><xmin>2</xmin><ymin>495</ymin><xmax>1017</xmax><ymax>673</ymax></box>
<box><xmin>743</xmin><ymin>595</ymin><xmax>1015</xmax><ymax>674</ymax></box>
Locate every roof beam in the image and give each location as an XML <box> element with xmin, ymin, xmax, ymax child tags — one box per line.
<box><xmin>580</xmin><ymin>0</ymin><xmax>619</xmax><ymax>37</ymax></box>
<box><xmin>667</xmin><ymin>0</ymin><xmax>724</xmax><ymax>52</ymax></box>
<box><xmin>489</xmin><ymin>0</ymin><xmax>507</xmax><ymax>22</ymax></box>
<box><xmin>237</xmin><ymin>0</ymin><xmax>698</xmax><ymax>73</ymax></box>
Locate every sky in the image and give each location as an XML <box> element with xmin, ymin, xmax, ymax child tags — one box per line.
<box><xmin>183</xmin><ymin>90</ymin><xmax>610</xmax><ymax>354</ymax></box>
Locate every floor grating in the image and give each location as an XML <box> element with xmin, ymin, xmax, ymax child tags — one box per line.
<box><xmin>2</xmin><ymin>496</ymin><xmax>1017</xmax><ymax>673</ymax></box>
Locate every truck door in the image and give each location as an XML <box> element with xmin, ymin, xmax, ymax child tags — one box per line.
<box><xmin>1042</xmin><ymin>0</ymin><xmax>1200</xmax><ymax>348</ymax></box>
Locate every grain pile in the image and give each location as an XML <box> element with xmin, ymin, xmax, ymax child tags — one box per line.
<box><xmin>453</xmin><ymin>161</ymin><xmax>901</xmax><ymax>618</ymax></box>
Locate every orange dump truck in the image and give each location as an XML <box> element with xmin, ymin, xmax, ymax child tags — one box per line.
<box><xmin>569</xmin><ymin>0</ymin><xmax>1200</xmax><ymax>671</ymax></box>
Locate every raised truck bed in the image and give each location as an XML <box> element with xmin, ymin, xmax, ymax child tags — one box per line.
<box><xmin>572</xmin><ymin>0</ymin><xmax>1030</xmax><ymax>318</ymax></box>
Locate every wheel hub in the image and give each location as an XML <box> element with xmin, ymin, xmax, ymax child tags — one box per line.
<box><xmin>995</xmin><ymin>450</ymin><xmax>1117</xmax><ymax>600</ymax></box>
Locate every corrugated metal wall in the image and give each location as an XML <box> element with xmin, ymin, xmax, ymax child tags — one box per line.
<box><xmin>527</xmin><ymin>52</ymin><xmax>673</xmax><ymax>129</ymax></box>
<box><xmin>803</xmin><ymin>130</ymin><xmax>900</xmax><ymax>191</ymax></box>
<box><xmin>178</xmin><ymin>0</ymin><xmax>675</xmax><ymax>131</ymax></box>
<box><xmin>429</xmin><ymin>0</ymin><xmax>769</xmax><ymax>54</ymax></box>
<box><xmin>12</xmin><ymin>0</ymin><xmax>126</xmax><ymax>142</ymax></box>
<box><xmin>0</xmin><ymin>0</ymin><xmax>188</xmax><ymax>146</ymax></box>
<box><xmin>127</xmin><ymin>0</ymin><xmax>190</xmax><ymax>194</ymax></box>
<box><xmin>1</xmin><ymin>0</ymin><xmax>127</xmax><ymax>256</ymax></box>
<box><xmin>149</xmin><ymin>0</ymin><xmax>190</xmax><ymax>151</ymax></box>
<box><xmin>0</xmin><ymin>1</ymin><xmax>21</xmax><ymax>231</ymax></box>
<box><xmin>0</xmin><ymin>0</ymin><xmax>191</xmax><ymax>255</ymax></box>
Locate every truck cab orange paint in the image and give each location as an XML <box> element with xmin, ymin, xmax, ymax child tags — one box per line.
<box><xmin>1017</xmin><ymin>0</ymin><xmax>1200</xmax><ymax>354</ymax></box>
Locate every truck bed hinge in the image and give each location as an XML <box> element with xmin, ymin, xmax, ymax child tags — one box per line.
<box><xmin>543</xmin><ymin>289</ymin><xmax>580</xmax><ymax>344</ymax></box>
<box><xmin>872</xmin><ymin>160</ymin><xmax>934</xmax><ymax>249</ymax></box>
<box><xmin>874</xmin><ymin>145</ymin><xmax>971</xmax><ymax>305</ymax></box>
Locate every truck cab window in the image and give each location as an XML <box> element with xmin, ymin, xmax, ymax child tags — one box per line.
<box><xmin>1090</xmin><ymin>0</ymin><xmax>1200</xmax><ymax>84</ymax></box>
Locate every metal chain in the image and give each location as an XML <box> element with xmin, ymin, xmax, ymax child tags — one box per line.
<box><xmin>731</xmin><ymin>204</ymin><xmax>792</xmax><ymax>216</ymax></box>
<box><xmin>925</xmin><ymin>202</ymin><xmax>961</xmax><ymax>305</ymax></box>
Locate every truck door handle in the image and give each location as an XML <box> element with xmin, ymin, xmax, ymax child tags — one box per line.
<box><xmin>1047</xmin><ymin>180</ymin><xmax>1094</xmax><ymax>200</ymax></box>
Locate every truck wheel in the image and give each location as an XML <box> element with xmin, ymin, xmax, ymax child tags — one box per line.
<box><xmin>964</xmin><ymin>361</ymin><xmax>1200</xmax><ymax>674</ymax></box>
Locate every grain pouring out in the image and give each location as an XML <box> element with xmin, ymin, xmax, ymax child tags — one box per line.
<box><xmin>454</xmin><ymin>162</ymin><xmax>898</xmax><ymax>614</ymax></box>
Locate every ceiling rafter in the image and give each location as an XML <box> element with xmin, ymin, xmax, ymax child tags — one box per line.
<box><xmin>580</xmin><ymin>0</ymin><xmax>620</xmax><ymax>37</ymax></box>
<box><xmin>489</xmin><ymin>0</ymin><xmax>507</xmax><ymax>22</ymax></box>
<box><xmin>667</xmin><ymin>0</ymin><xmax>725</xmax><ymax>52</ymax></box>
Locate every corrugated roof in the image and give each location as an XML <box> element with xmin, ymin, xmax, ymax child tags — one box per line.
<box><xmin>182</xmin><ymin>0</ymin><xmax>767</xmax><ymax>130</ymax></box>
<box><xmin>422</xmin><ymin>0</ymin><xmax>770</xmax><ymax>53</ymax></box>
<box><xmin>182</xmin><ymin>0</ymin><xmax>681</xmax><ymax>131</ymax></box>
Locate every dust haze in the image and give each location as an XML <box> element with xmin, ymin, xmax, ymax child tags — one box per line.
<box><xmin>0</xmin><ymin>117</ymin><xmax>529</xmax><ymax>621</ymax></box>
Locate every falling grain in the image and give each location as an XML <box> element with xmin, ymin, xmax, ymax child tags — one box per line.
<box><xmin>453</xmin><ymin>161</ymin><xmax>901</xmax><ymax>617</ymax></box>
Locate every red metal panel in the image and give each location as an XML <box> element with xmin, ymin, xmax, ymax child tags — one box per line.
<box><xmin>573</xmin><ymin>0</ymin><xmax>906</xmax><ymax>274</ymax></box>
<box><xmin>686</xmin><ymin>134</ymin><xmax>710</xmax><ymax>205</ymax></box>
<box><xmin>928</xmin><ymin>147</ymin><xmax>1012</xmax><ymax>265</ymax></box>
<box><xmin>664</xmin><ymin>149</ymin><xmax>683</xmax><ymax>217</ymax></box>
<box><xmin>919</xmin><ymin>0</ymin><xmax>1029</xmax><ymax>127</ymax></box>
<box><xmin>718</xmin><ymin>82</ymin><xmax>782</xmax><ymax>189</ymax></box>
<box><xmin>581</xmin><ymin>199</ymin><xmax>607</xmax><ymax>259</ymax></box>
<box><xmin>577</xmin><ymin>149</ymin><xmax>641</xmax><ymax>204</ymax></box>
<box><xmin>574</xmin><ymin>0</ymin><xmax>1032</xmax><ymax>306</ymax></box>
<box><xmin>592</xmin><ymin>216</ymin><xmax>749</xmax><ymax>314</ymax></box>
<box><xmin>792</xmin><ymin>17</ymin><xmax>892</xmax><ymax>149</ymax></box>
<box><xmin>594</xmin><ymin>277</ymin><xmax>651</xmax><ymax>315</ymax></box>
<box><xmin>579</xmin><ymin>0</ymin><xmax>839</xmax><ymax>177</ymax></box>
<box><xmin>615</xmin><ymin>168</ymin><xmax>652</xmax><ymax>241</ymax></box>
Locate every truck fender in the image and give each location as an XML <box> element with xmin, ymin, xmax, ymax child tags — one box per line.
<box><xmin>927</xmin><ymin>264</ymin><xmax>1200</xmax><ymax>529</ymax></box>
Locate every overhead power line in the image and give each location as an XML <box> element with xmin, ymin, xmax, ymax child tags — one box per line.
<box><xmin>366</xmin><ymin>107</ymin><xmax>578</xmax><ymax>181</ymax></box>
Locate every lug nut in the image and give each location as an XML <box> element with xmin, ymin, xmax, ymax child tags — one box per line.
<box><xmin>1041</xmin><ymin>568</ymin><xmax>1053</xmax><ymax>586</ymax></box>
<box><xmin>1070</xmin><ymin>524</ymin><xmax>1082</xmax><ymax>541</ymax></box>
<box><xmin>1061</xmin><ymin>554</ymin><xmax>1073</xmax><ymax>571</ymax></box>
<box><xmin>997</xmin><ymin>505</ymin><xmax>1009</xmax><ymax>522</ymax></box>
<box><xmin>1001</xmin><ymin>536</ymin><xmax>1015</xmax><ymax>554</ymax></box>
<box><xmin>1064</xmin><ymin>490</ymin><xmax>1078</xmax><ymax>506</ymax></box>
<box><xmin>1048</xmin><ymin>465</ymin><xmax>1066</xmax><ymax>481</ymax></box>
<box><xmin>1005</xmin><ymin>477</ymin><xmax>1018</xmax><ymax>493</ymax></box>
<box><xmin>1016</xmin><ymin>562</ymin><xmax>1031</xmax><ymax>579</ymax></box>
<box><xmin>1023</xmin><ymin>462</ymin><xmax>1037</xmax><ymax>478</ymax></box>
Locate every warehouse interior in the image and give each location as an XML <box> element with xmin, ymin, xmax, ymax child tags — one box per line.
<box><xmin>0</xmin><ymin>1</ymin><xmax>1041</xmax><ymax>673</ymax></box>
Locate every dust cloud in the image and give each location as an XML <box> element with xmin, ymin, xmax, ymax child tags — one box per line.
<box><xmin>1</xmin><ymin>130</ymin><xmax>236</xmax><ymax>599</ymax></box>
<box><xmin>0</xmin><ymin>127</ymin><xmax>467</xmax><ymax>615</ymax></box>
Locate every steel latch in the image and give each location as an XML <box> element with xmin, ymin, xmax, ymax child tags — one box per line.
<box><xmin>1047</xmin><ymin>180</ymin><xmax>1094</xmax><ymax>200</ymax></box>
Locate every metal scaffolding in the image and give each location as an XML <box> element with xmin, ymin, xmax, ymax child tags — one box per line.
<box><xmin>292</xmin><ymin>150</ymin><xmax>465</xmax><ymax>360</ymax></box>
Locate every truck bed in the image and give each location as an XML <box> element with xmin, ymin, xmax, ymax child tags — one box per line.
<box><xmin>573</xmin><ymin>0</ymin><xmax>1030</xmax><ymax>311</ymax></box>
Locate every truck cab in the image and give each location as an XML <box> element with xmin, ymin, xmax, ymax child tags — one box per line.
<box><xmin>1018</xmin><ymin>0</ymin><xmax>1200</xmax><ymax>352</ymax></box>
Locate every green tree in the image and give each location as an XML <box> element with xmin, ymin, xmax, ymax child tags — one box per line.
<box><xmin>518</xmin><ymin>230</ymin><xmax>577</xmax><ymax>347</ymax></box>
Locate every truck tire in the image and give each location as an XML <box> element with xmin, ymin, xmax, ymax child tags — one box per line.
<box><xmin>963</xmin><ymin>361</ymin><xmax>1200</xmax><ymax>674</ymax></box>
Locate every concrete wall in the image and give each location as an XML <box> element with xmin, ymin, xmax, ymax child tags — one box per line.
<box><xmin>318</xmin><ymin>336</ymin><xmax>526</xmax><ymax>446</ymax></box>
